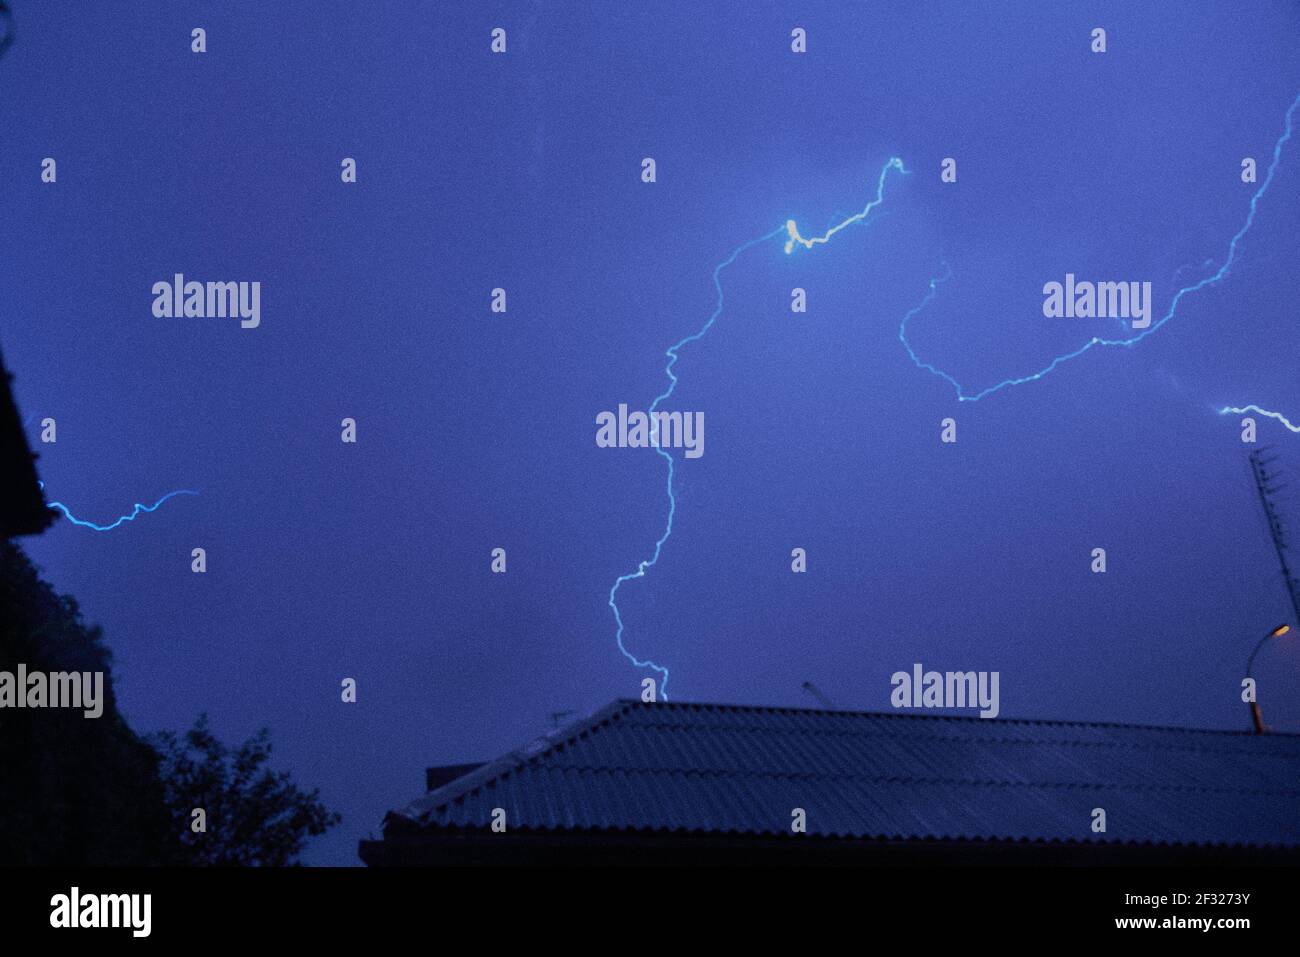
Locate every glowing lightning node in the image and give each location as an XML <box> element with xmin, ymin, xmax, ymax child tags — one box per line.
<box><xmin>785</xmin><ymin>157</ymin><xmax>907</xmax><ymax>254</ymax></box>
<box><xmin>610</xmin><ymin>156</ymin><xmax>906</xmax><ymax>699</ymax></box>
<box><xmin>40</xmin><ymin>481</ymin><xmax>198</xmax><ymax>531</ymax></box>
<box><xmin>1220</xmin><ymin>405</ymin><xmax>1300</xmax><ymax>433</ymax></box>
<box><xmin>607</xmin><ymin>86</ymin><xmax>1300</xmax><ymax>696</ymax></box>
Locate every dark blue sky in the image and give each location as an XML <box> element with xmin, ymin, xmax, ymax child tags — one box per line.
<box><xmin>4</xmin><ymin>2</ymin><xmax>1300</xmax><ymax>864</ymax></box>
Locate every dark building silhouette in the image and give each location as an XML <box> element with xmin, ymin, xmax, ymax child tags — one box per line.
<box><xmin>361</xmin><ymin>699</ymin><xmax>1300</xmax><ymax>865</ymax></box>
<box><xmin>0</xmin><ymin>346</ymin><xmax>54</xmax><ymax>538</ymax></box>
<box><xmin>0</xmin><ymin>343</ymin><xmax>174</xmax><ymax>865</ymax></box>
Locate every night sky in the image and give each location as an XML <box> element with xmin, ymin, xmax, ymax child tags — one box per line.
<box><xmin>4</xmin><ymin>2</ymin><xmax>1300</xmax><ymax>865</ymax></box>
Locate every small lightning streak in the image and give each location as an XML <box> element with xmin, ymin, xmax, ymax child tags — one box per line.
<box><xmin>610</xmin><ymin>157</ymin><xmax>906</xmax><ymax>698</ymax></box>
<box><xmin>897</xmin><ymin>90</ymin><xmax>1300</xmax><ymax>403</ymax></box>
<box><xmin>39</xmin><ymin>481</ymin><xmax>198</xmax><ymax>531</ymax></box>
<box><xmin>1220</xmin><ymin>405</ymin><xmax>1300</xmax><ymax>433</ymax></box>
<box><xmin>898</xmin><ymin>262</ymin><xmax>958</xmax><ymax>389</ymax></box>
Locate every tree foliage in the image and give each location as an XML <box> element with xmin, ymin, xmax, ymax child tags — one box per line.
<box><xmin>0</xmin><ymin>541</ymin><xmax>338</xmax><ymax>866</ymax></box>
<box><xmin>152</xmin><ymin>715</ymin><xmax>340</xmax><ymax>866</ymax></box>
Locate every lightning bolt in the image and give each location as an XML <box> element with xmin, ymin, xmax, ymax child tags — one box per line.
<box><xmin>40</xmin><ymin>481</ymin><xmax>197</xmax><ymax>531</ymax></box>
<box><xmin>609</xmin><ymin>90</ymin><xmax>1298</xmax><ymax>694</ymax></box>
<box><xmin>609</xmin><ymin>157</ymin><xmax>908</xmax><ymax>698</ymax></box>
<box><xmin>896</xmin><ymin>90</ymin><xmax>1300</xmax><ymax>403</ymax></box>
<box><xmin>1220</xmin><ymin>405</ymin><xmax>1300</xmax><ymax>433</ymax></box>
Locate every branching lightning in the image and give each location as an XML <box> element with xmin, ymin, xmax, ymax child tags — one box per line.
<box><xmin>898</xmin><ymin>261</ymin><xmax>957</xmax><ymax>389</ymax></box>
<box><xmin>609</xmin><ymin>157</ymin><xmax>908</xmax><ymax>698</ymax></box>
<box><xmin>610</xmin><ymin>90</ymin><xmax>1299</xmax><ymax>695</ymax></box>
<box><xmin>39</xmin><ymin>480</ymin><xmax>197</xmax><ymax>531</ymax></box>
<box><xmin>895</xmin><ymin>90</ymin><xmax>1300</xmax><ymax>403</ymax></box>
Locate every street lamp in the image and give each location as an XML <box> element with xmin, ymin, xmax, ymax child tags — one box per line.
<box><xmin>1246</xmin><ymin>624</ymin><xmax>1292</xmax><ymax>734</ymax></box>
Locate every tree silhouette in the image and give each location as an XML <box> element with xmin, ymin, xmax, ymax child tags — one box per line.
<box><xmin>0</xmin><ymin>541</ymin><xmax>171</xmax><ymax>864</ymax></box>
<box><xmin>152</xmin><ymin>715</ymin><xmax>340</xmax><ymax>866</ymax></box>
<box><xmin>0</xmin><ymin>541</ymin><xmax>338</xmax><ymax>866</ymax></box>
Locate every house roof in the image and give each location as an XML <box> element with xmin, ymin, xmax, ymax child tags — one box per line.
<box><xmin>388</xmin><ymin>699</ymin><xmax>1300</xmax><ymax>848</ymax></box>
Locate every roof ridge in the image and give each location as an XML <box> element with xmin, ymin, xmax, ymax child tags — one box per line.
<box><xmin>463</xmin><ymin>764</ymin><xmax>1300</xmax><ymax>797</ymax></box>
<box><xmin>613</xmin><ymin>698</ymin><xmax>1300</xmax><ymax>738</ymax></box>
<box><xmin>604</xmin><ymin>720</ymin><xmax>1298</xmax><ymax>757</ymax></box>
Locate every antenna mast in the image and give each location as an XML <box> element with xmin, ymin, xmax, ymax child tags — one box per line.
<box><xmin>1249</xmin><ymin>448</ymin><xmax>1300</xmax><ymax>623</ymax></box>
<box><xmin>801</xmin><ymin>681</ymin><xmax>836</xmax><ymax>710</ymax></box>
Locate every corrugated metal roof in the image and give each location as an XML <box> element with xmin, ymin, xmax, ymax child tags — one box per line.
<box><xmin>389</xmin><ymin>700</ymin><xmax>1300</xmax><ymax>847</ymax></box>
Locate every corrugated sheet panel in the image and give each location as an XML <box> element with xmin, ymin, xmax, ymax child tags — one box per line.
<box><xmin>390</xmin><ymin>700</ymin><xmax>1300</xmax><ymax>847</ymax></box>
